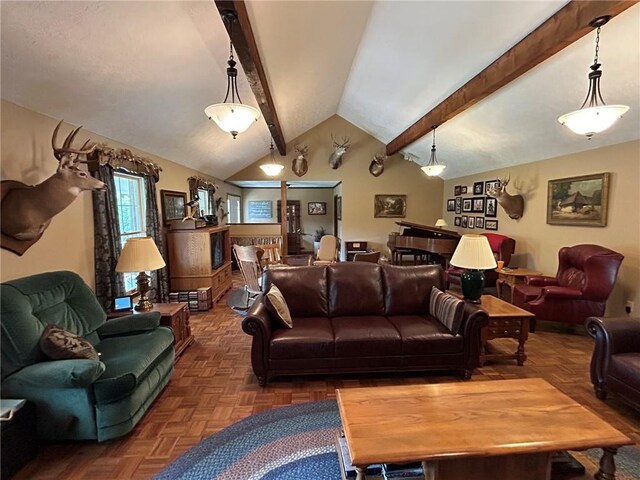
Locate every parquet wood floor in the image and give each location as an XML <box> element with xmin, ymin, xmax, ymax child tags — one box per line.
<box><xmin>14</xmin><ymin>274</ymin><xmax>639</xmax><ymax>479</ymax></box>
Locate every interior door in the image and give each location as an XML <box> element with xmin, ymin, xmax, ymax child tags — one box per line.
<box><xmin>277</xmin><ymin>200</ymin><xmax>302</xmax><ymax>254</ymax></box>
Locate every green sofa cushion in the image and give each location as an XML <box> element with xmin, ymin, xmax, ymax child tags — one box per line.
<box><xmin>93</xmin><ymin>327</ymin><xmax>174</xmax><ymax>404</ymax></box>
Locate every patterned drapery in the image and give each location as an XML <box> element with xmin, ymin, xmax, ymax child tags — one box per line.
<box><xmin>143</xmin><ymin>175</ymin><xmax>169</xmax><ymax>303</ymax></box>
<box><xmin>91</xmin><ymin>165</ymin><xmax>124</xmax><ymax>311</ymax></box>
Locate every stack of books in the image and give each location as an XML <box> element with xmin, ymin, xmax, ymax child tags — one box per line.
<box><xmin>197</xmin><ymin>287</ymin><xmax>212</xmax><ymax>311</ymax></box>
<box><xmin>168</xmin><ymin>288</ymin><xmax>213</xmax><ymax>311</ymax></box>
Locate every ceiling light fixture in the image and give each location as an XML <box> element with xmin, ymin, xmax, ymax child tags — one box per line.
<box><xmin>421</xmin><ymin>126</ymin><xmax>446</xmax><ymax>177</ymax></box>
<box><xmin>558</xmin><ymin>16</ymin><xmax>629</xmax><ymax>138</ymax></box>
<box><xmin>260</xmin><ymin>138</ymin><xmax>284</xmax><ymax>176</ymax></box>
<box><xmin>204</xmin><ymin>11</ymin><xmax>261</xmax><ymax>139</ymax></box>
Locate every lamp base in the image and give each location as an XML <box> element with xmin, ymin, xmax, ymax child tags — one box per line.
<box><xmin>135</xmin><ymin>272</ymin><xmax>154</xmax><ymax>312</ymax></box>
<box><xmin>461</xmin><ymin>269</ymin><xmax>485</xmax><ymax>304</ymax></box>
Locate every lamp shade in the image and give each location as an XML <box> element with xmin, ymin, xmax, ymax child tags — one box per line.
<box><xmin>260</xmin><ymin>163</ymin><xmax>284</xmax><ymax>176</ymax></box>
<box><xmin>116</xmin><ymin>237</ymin><xmax>166</xmax><ymax>273</ymax></box>
<box><xmin>421</xmin><ymin>164</ymin><xmax>446</xmax><ymax>177</ymax></box>
<box><xmin>204</xmin><ymin>103</ymin><xmax>260</xmax><ymax>137</ymax></box>
<box><xmin>435</xmin><ymin>218</ymin><xmax>448</xmax><ymax>227</ymax></box>
<box><xmin>450</xmin><ymin>234</ymin><xmax>497</xmax><ymax>270</ymax></box>
<box><xmin>557</xmin><ymin>105</ymin><xmax>630</xmax><ymax>137</ymax></box>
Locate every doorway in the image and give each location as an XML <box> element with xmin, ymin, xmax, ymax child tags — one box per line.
<box><xmin>277</xmin><ymin>200</ymin><xmax>302</xmax><ymax>254</ymax></box>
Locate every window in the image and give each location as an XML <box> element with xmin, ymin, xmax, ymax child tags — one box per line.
<box><xmin>198</xmin><ymin>188</ymin><xmax>212</xmax><ymax>216</ymax></box>
<box><xmin>228</xmin><ymin>194</ymin><xmax>241</xmax><ymax>223</ymax></box>
<box><xmin>114</xmin><ymin>172</ymin><xmax>146</xmax><ymax>293</ymax></box>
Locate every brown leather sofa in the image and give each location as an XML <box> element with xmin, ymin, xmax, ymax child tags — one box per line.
<box><xmin>242</xmin><ymin>263</ymin><xmax>488</xmax><ymax>386</ymax></box>
<box><xmin>586</xmin><ymin>316</ymin><xmax>640</xmax><ymax>412</ymax></box>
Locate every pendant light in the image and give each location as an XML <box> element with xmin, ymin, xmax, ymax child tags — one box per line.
<box><xmin>204</xmin><ymin>12</ymin><xmax>261</xmax><ymax>139</ymax></box>
<box><xmin>421</xmin><ymin>126</ymin><xmax>446</xmax><ymax>177</ymax></box>
<box><xmin>558</xmin><ymin>16</ymin><xmax>629</xmax><ymax>138</ymax></box>
<box><xmin>260</xmin><ymin>138</ymin><xmax>284</xmax><ymax>176</ymax></box>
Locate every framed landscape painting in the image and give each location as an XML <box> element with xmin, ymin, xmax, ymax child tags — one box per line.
<box><xmin>308</xmin><ymin>202</ymin><xmax>327</xmax><ymax>215</ymax></box>
<box><xmin>374</xmin><ymin>194</ymin><xmax>406</xmax><ymax>218</ymax></box>
<box><xmin>161</xmin><ymin>190</ymin><xmax>187</xmax><ymax>225</ymax></box>
<box><xmin>547</xmin><ymin>173</ymin><xmax>610</xmax><ymax>227</ymax></box>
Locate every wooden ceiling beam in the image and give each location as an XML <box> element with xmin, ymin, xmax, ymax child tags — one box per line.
<box><xmin>386</xmin><ymin>0</ymin><xmax>638</xmax><ymax>156</ymax></box>
<box><xmin>215</xmin><ymin>0</ymin><xmax>286</xmax><ymax>155</ymax></box>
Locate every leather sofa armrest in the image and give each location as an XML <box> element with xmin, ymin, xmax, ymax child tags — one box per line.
<box><xmin>460</xmin><ymin>303</ymin><xmax>489</xmax><ymax>373</ymax></box>
<box><xmin>2</xmin><ymin>360</ymin><xmax>105</xmax><ymax>390</ymax></box>
<box><xmin>526</xmin><ymin>276</ymin><xmax>558</xmax><ymax>287</ymax></box>
<box><xmin>242</xmin><ymin>294</ymin><xmax>274</xmax><ymax>384</ymax></box>
<box><xmin>538</xmin><ymin>286</ymin><xmax>583</xmax><ymax>300</ymax></box>
<box><xmin>97</xmin><ymin>312</ymin><xmax>161</xmax><ymax>338</ymax></box>
<box><xmin>587</xmin><ymin>316</ymin><xmax>640</xmax><ymax>355</ymax></box>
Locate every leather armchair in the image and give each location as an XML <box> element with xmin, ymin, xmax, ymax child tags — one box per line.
<box><xmin>513</xmin><ymin>244</ymin><xmax>623</xmax><ymax>326</ymax></box>
<box><xmin>1</xmin><ymin>271</ymin><xmax>175</xmax><ymax>441</ymax></box>
<box><xmin>446</xmin><ymin>233</ymin><xmax>515</xmax><ymax>289</ymax></box>
<box><xmin>586</xmin><ymin>316</ymin><xmax>640</xmax><ymax>412</ymax></box>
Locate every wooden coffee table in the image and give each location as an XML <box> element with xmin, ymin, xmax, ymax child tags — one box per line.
<box><xmin>496</xmin><ymin>267</ymin><xmax>542</xmax><ymax>303</ymax></box>
<box><xmin>337</xmin><ymin>379</ymin><xmax>632</xmax><ymax>480</ymax></box>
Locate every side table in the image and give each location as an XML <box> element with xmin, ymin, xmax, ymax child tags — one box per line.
<box><xmin>108</xmin><ymin>302</ymin><xmax>194</xmax><ymax>360</ymax></box>
<box><xmin>496</xmin><ymin>267</ymin><xmax>541</xmax><ymax>303</ymax></box>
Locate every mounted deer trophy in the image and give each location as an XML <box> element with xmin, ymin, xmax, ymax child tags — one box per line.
<box><xmin>328</xmin><ymin>134</ymin><xmax>350</xmax><ymax>169</ymax></box>
<box><xmin>1</xmin><ymin>120</ymin><xmax>105</xmax><ymax>255</ymax></box>
<box><xmin>369</xmin><ymin>152</ymin><xmax>387</xmax><ymax>177</ymax></box>
<box><xmin>486</xmin><ymin>175</ymin><xmax>525</xmax><ymax>220</ymax></box>
<box><xmin>292</xmin><ymin>144</ymin><xmax>309</xmax><ymax>177</ymax></box>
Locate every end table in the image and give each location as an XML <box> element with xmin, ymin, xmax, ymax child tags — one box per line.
<box><xmin>495</xmin><ymin>268</ymin><xmax>541</xmax><ymax>303</ymax></box>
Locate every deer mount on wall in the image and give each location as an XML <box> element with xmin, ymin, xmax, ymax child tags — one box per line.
<box><xmin>369</xmin><ymin>152</ymin><xmax>387</xmax><ymax>177</ymax></box>
<box><xmin>486</xmin><ymin>175</ymin><xmax>525</xmax><ymax>220</ymax></box>
<box><xmin>328</xmin><ymin>134</ymin><xmax>350</xmax><ymax>169</ymax></box>
<box><xmin>292</xmin><ymin>144</ymin><xmax>309</xmax><ymax>177</ymax></box>
<box><xmin>0</xmin><ymin>121</ymin><xmax>106</xmax><ymax>255</ymax></box>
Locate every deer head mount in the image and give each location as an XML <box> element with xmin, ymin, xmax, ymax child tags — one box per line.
<box><xmin>1</xmin><ymin>120</ymin><xmax>106</xmax><ymax>255</ymax></box>
<box><xmin>329</xmin><ymin>134</ymin><xmax>350</xmax><ymax>169</ymax></box>
<box><xmin>486</xmin><ymin>175</ymin><xmax>525</xmax><ymax>220</ymax></box>
<box><xmin>369</xmin><ymin>152</ymin><xmax>387</xmax><ymax>177</ymax></box>
<box><xmin>292</xmin><ymin>144</ymin><xmax>309</xmax><ymax>177</ymax></box>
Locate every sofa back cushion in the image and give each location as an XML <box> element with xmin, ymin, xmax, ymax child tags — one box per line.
<box><xmin>382</xmin><ymin>264</ymin><xmax>445</xmax><ymax>316</ymax></box>
<box><xmin>1</xmin><ymin>271</ymin><xmax>107</xmax><ymax>380</ymax></box>
<box><xmin>264</xmin><ymin>266</ymin><xmax>328</xmax><ymax>317</ymax></box>
<box><xmin>429</xmin><ymin>287</ymin><xmax>465</xmax><ymax>335</ymax></box>
<box><xmin>328</xmin><ymin>263</ymin><xmax>384</xmax><ymax>317</ymax></box>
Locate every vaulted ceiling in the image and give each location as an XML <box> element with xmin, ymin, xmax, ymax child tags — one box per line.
<box><xmin>2</xmin><ymin>1</ymin><xmax>639</xmax><ymax>180</ymax></box>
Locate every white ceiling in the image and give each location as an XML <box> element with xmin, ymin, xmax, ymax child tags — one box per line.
<box><xmin>2</xmin><ymin>1</ymin><xmax>639</xmax><ymax>181</ymax></box>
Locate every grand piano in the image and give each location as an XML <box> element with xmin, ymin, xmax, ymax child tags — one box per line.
<box><xmin>387</xmin><ymin>221</ymin><xmax>460</xmax><ymax>267</ymax></box>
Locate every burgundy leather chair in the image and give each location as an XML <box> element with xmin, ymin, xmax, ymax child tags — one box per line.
<box><xmin>586</xmin><ymin>316</ymin><xmax>640</xmax><ymax>412</ymax></box>
<box><xmin>446</xmin><ymin>233</ymin><xmax>515</xmax><ymax>289</ymax></box>
<box><xmin>513</xmin><ymin>245</ymin><xmax>623</xmax><ymax>327</ymax></box>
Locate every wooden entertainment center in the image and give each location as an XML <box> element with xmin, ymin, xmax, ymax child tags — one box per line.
<box><xmin>166</xmin><ymin>225</ymin><xmax>232</xmax><ymax>304</ymax></box>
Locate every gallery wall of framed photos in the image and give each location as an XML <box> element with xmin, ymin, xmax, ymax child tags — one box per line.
<box><xmin>447</xmin><ymin>179</ymin><xmax>499</xmax><ymax>232</ymax></box>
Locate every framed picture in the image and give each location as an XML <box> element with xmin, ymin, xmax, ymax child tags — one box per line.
<box><xmin>485</xmin><ymin>219</ymin><xmax>498</xmax><ymax>231</ymax></box>
<box><xmin>374</xmin><ymin>194</ymin><xmax>406</xmax><ymax>218</ymax></box>
<box><xmin>485</xmin><ymin>197</ymin><xmax>497</xmax><ymax>217</ymax></box>
<box><xmin>472</xmin><ymin>197</ymin><xmax>485</xmax><ymax>213</ymax></box>
<box><xmin>547</xmin><ymin>173</ymin><xmax>610</xmax><ymax>227</ymax></box>
<box><xmin>336</xmin><ymin>196</ymin><xmax>342</xmax><ymax>221</ymax></box>
<box><xmin>454</xmin><ymin>217</ymin><xmax>461</xmax><ymax>226</ymax></box>
<box><xmin>248</xmin><ymin>200</ymin><xmax>273</xmax><ymax>219</ymax></box>
<box><xmin>461</xmin><ymin>186</ymin><xmax>468</xmax><ymax>194</ymax></box>
<box><xmin>447</xmin><ymin>199</ymin><xmax>456</xmax><ymax>211</ymax></box>
<box><xmin>454</xmin><ymin>185</ymin><xmax>462</xmax><ymax>196</ymax></box>
<box><xmin>455</xmin><ymin>197</ymin><xmax>462</xmax><ymax>214</ymax></box>
<box><xmin>308</xmin><ymin>202</ymin><xmax>327</xmax><ymax>215</ymax></box>
<box><xmin>485</xmin><ymin>179</ymin><xmax>500</xmax><ymax>194</ymax></box>
<box><xmin>476</xmin><ymin>217</ymin><xmax>485</xmax><ymax>229</ymax></box>
<box><xmin>468</xmin><ymin>217</ymin><xmax>475</xmax><ymax>229</ymax></box>
<box><xmin>462</xmin><ymin>198</ymin><xmax>472</xmax><ymax>212</ymax></box>
<box><xmin>161</xmin><ymin>190</ymin><xmax>187</xmax><ymax>225</ymax></box>
<box><xmin>473</xmin><ymin>182</ymin><xmax>484</xmax><ymax>195</ymax></box>
<box><xmin>461</xmin><ymin>216</ymin><xmax>468</xmax><ymax>228</ymax></box>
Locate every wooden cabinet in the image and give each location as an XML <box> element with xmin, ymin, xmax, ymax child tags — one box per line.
<box><xmin>346</xmin><ymin>241</ymin><xmax>368</xmax><ymax>261</ymax></box>
<box><xmin>166</xmin><ymin>226</ymin><xmax>233</xmax><ymax>303</ymax></box>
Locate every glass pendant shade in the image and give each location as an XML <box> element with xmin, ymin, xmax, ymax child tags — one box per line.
<box><xmin>260</xmin><ymin>140</ymin><xmax>284</xmax><ymax>177</ymax></box>
<box><xmin>558</xmin><ymin>105</ymin><xmax>629</xmax><ymax>137</ymax></box>
<box><xmin>205</xmin><ymin>103</ymin><xmax>260</xmax><ymax>139</ymax></box>
<box><xmin>421</xmin><ymin>126</ymin><xmax>446</xmax><ymax>177</ymax></box>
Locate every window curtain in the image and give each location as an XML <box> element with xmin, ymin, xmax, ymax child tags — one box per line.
<box><xmin>91</xmin><ymin>164</ymin><xmax>124</xmax><ymax>311</ymax></box>
<box><xmin>143</xmin><ymin>175</ymin><xmax>169</xmax><ymax>303</ymax></box>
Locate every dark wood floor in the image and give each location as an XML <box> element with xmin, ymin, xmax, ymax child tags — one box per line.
<box><xmin>16</xmin><ymin>275</ymin><xmax>640</xmax><ymax>479</ymax></box>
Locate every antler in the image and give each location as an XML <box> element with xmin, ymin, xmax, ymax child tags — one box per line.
<box><xmin>373</xmin><ymin>152</ymin><xmax>387</xmax><ymax>164</ymax></box>
<box><xmin>331</xmin><ymin>133</ymin><xmax>350</xmax><ymax>149</ymax></box>
<box><xmin>294</xmin><ymin>144</ymin><xmax>309</xmax><ymax>156</ymax></box>
<box><xmin>52</xmin><ymin>120</ymin><xmax>97</xmax><ymax>165</ymax></box>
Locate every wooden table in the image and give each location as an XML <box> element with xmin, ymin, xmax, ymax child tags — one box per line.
<box><xmin>336</xmin><ymin>379</ymin><xmax>632</xmax><ymax>480</ymax></box>
<box><xmin>495</xmin><ymin>267</ymin><xmax>542</xmax><ymax>303</ymax></box>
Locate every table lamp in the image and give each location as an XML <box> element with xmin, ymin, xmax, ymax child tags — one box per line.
<box><xmin>115</xmin><ymin>237</ymin><xmax>166</xmax><ymax>312</ymax></box>
<box><xmin>435</xmin><ymin>219</ymin><xmax>448</xmax><ymax>228</ymax></box>
<box><xmin>450</xmin><ymin>234</ymin><xmax>497</xmax><ymax>304</ymax></box>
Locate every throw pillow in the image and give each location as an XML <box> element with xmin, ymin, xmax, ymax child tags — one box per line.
<box><xmin>265</xmin><ymin>285</ymin><xmax>293</xmax><ymax>329</ymax></box>
<box><xmin>39</xmin><ymin>324</ymin><xmax>100</xmax><ymax>361</ymax></box>
<box><xmin>429</xmin><ymin>287</ymin><xmax>464</xmax><ymax>335</ymax></box>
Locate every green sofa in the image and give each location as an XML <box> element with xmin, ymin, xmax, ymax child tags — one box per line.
<box><xmin>1</xmin><ymin>271</ymin><xmax>174</xmax><ymax>442</ymax></box>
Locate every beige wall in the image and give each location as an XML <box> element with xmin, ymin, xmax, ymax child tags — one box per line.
<box><xmin>229</xmin><ymin>115</ymin><xmax>444</xmax><ymax>257</ymax></box>
<box><xmin>441</xmin><ymin>140</ymin><xmax>640</xmax><ymax>317</ymax></box>
<box><xmin>0</xmin><ymin>100</ymin><xmax>240</xmax><ymax>287</ymax></box>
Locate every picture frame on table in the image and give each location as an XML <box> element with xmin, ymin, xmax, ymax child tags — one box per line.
<box><xmin>461</xmin><ymin>216</ymin><xmax>468</xmax><ymax>228</ymax></box>
<box><xmin>308</xmin><ymin>202</ymin><xmax>327</xmax><ymax>215</ymax></box>
<box><xmin>462</xmin><ymin>198</ymin><xmax>472</xmax><ymax>212</ymax></box>
<box><xmin>447</xmin><ymin>199</ymin><xmax>456</xmax><ymax>211</ymax></box>
<box><xmin>485</xmin><ymin>219</ymin><xmax>498</xmax><ymax>230</ymax></box>
<box><xmin>454</xmin><ymin>185</ymin><xmax>462</xmax><ymax>196</ymax></box>
<box><xmin>473</xmin><ymin>182</ymin><xmax>484</xmax><ymax>195</ymax></box>
<box><xmin>454</xmin><ymin>217</ymin><xmax>461</xmax><ymax>226</ymax></box>
<box><xmin>485</xmin><ymin>197</ymin><xmax>497</xmax><ymax>217</ymax></box>
<box><xmin>160</xmin><ymin>190</ymin><xmax>187</xmax><ymax>225</ymax></box>
<box><xmin>468</xmin><ymin>217</ymin><xmax>475</xmax><ymax>229</ymax></box>
<box><xmin>472</xmin><ymin>197</ymin><xmax>485</xmax><ymax>213</ymax></box>
<box><xmin>476</xmin><ymin>217</ymin><xmax>485</xmax><ymax>229</ymax></box>
<box><xmin>455</xmin><ymin>197</ymin><xmax>462</xmax><ymax>214</ymax></box>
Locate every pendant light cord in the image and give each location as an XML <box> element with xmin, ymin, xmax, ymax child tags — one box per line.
<box><xmin>593</xmin><ymin>26</ymin><xmax>601</xmax><ymax>65</ymax></box>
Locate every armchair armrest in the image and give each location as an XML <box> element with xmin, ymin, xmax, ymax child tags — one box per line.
<box><xmin>526</xmin><ymin>276</ymin><xmax>558</xmax><ymax>287</ymax></box>
<box><xmin>539</xmin><ymin>286</ymin><xmax>583</xmax><ymax>299</ymax></box>
<box><xmin>242</xmin><ymin>294</ymin><xmax>274</xmax><ymax>383</ymax></box>
<box><xmin>97</xmin><ymin>311</ymin><xmax>161</xmax><ymax>338</ymax></box>
<box><xmin>2</xmin><ymin>360</ymin><xmax>105</xmax><ymax>390</ymax></box>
